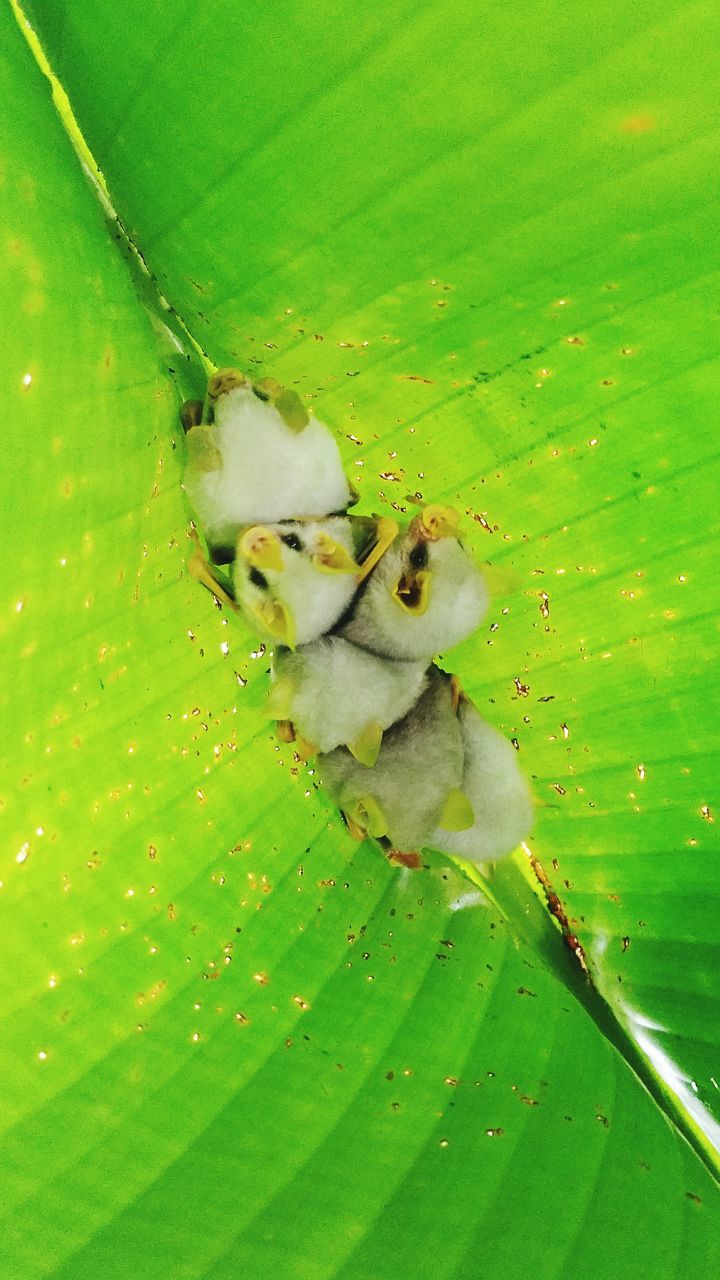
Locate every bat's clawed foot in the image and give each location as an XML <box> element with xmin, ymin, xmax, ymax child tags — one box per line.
<box><xmin>180</xmin><ymin>399</ymin><xmax>204</xmax><ymax>433</ymax></box>
<box><xmin>385</xmin><ymin>846</ymin><xmax>423</xmax><ymax>870</ymax></box>
<box><xmin>275</xmin><ymin>719</ymin><xmax>296</xmax><ymax>744</ymax></box>
<box><xmin>208</xmin><ymin>367</ymin><xmax>248</xmax><ymax>401</ymax></box>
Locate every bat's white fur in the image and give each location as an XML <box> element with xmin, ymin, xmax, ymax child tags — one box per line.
<box><xmin>318</xmin><ymin>667</ymin><xmax>464</xmax><ymax>848</ymax></box>
<box><xmin>341</xmin><ymin>530</ymin><xmax>488</xmax><ymax>660</ymax></box>
<box><xmin>273</xmin><ymin>637</ymin><xmax>427</xmax><ymax>753</ymax></box>
<box><xmin>233</xmin><ymin>518</ymin><xmax>359</xmax><ymax>647</ymax></box>
<box><xmin>184</xmin><ymin>386</ymin><xmax>352</xmax><ymax>547</ymax></box>
<box><xmin>430</xmin><ymin>699</ymin><xmax>534</xmax><ymax>861</ymax></box>
<box><xmin>184</xmin><ymin>374</ymin><xmax>533</xmax><ymax>866</ymax></box>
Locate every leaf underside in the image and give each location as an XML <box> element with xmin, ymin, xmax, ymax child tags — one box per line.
<box><xmin>2</xmin><ymin>1</ymin><xmax>719</xmax><ymax>1276</ymax></box>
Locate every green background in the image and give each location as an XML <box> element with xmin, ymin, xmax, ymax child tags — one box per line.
<box><xmin>2</xmin><ymin>0</ymin><xmax>719</xmax><ymax>1274</ymax></box>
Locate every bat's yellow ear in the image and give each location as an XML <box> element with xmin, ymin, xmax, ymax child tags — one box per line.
<box><xmin>350</xmin><ymin>794</ymin><xmax>388</xmax><ymax>839</ymax></box>
<box><xmin>185</xmin><ymin>424</ymin><xmax>222</xmax><ymax>471</ymax></box>
<box><xmin>392</xmin><ymin>569</ymin><xmax>431</xmax><ymax>615</ymax></box>
<box><xmin>421</xmin><ymin>504</ymin><xmax>461</xmax><ymax>540</ymax></box>
<box><xmin>439</xmin><ymin>788</ymin><xmax>475</xmax><ymax>832</ymax></box>
<box><xmin>252</xmin><ymin>376</ymin><xmax>283</xmax><ymax>401</ymax></box>
<box><xmin>255</xmin><ymin>600</ymin><xmax>296</xmax><ymax>650</ymax></box>
<box><xmin>252</xmin><ymin>379</ymin><xmax>310</xmax><ymax>431</ymax></box>
<box><xmin>348</xmin><ymin>721</ymin><xmax>384</xmax><ymax>768</ymax></box>
<box><xmin>312</xmin><ymin>532</ymin><xmax>359</xmax><ymax>574</ymax></box>
<box><xmin>275</xmin><ymin>389</ymin><xmax>310</xmax><ymax>432</ymax></box>
<box><xmin>239</xmin><ymin>526</ymin><xmax>284</xmax><ymax>572</ymax></box>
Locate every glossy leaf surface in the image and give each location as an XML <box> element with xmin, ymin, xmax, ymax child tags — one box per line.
<box><xmin>3</xmin><ymin>1</ymin><xmax>720</xmax><ymax>1275</ymax></box>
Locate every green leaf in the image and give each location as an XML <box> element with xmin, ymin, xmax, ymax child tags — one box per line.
<box><xmin>3</xmin><ymin>1</ymin><xmax>720</xmax><ymax>1276</ymax></box>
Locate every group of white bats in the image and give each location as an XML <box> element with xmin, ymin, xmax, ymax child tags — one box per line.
<box><xmin>182</xmin><ymin>369</ymin><xmax>534</xmax><ymax>869</ymax></box>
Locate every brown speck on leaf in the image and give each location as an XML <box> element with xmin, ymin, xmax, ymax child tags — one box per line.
<box><xmin>532</xmin><ymin>850</ymin><xmax>593</xmax><ymax>980</ymax></box>
<box><xmin>533</xmin><ymin>860</ymin><xmax>551</xmax><ymax>888</ymax></box>
<box><xmin>622</xmin><ymin>936</ymin><xmax>631</xmax><ymax>952</ymax></box>
<box><xmin>517</xmin><ymin>986</ymin><xmax>537</xmax><ymax>998</ymax></box>
<box><xmin>685</xmin><ymin>1191</ymin><xmax>702</xmax><ymax>1205</ymax></box>
<box><xmin>539</xmin><ymin>592</ymin><xmax>550</xmax><ymax>618</ymax></box>
<box><xmin>514</xmin><ymin>677</ymin><xmax>530</xmax><ymax>697</ymax></box>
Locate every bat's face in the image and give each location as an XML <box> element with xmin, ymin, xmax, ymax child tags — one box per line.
<box><xmin>233</xmin><ymin>519</ymin><xmax>360</xmax><ymax>648</ymax></box>
<box><xmin>391</xmin><ymin>505</ymin><xmax>462</xmax><ymax>615</ymax></box>
<box><xmin>338</xmin><ymin>504</ymin><xmax>487</xmax><ymax>661</ymax></box>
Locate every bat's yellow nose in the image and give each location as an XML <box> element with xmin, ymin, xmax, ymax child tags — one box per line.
<box><xmin>239</xmin><ymin>526</ymin><xmax>284</xmax><ymax>572</ymax></box>
<box><xmin>421</xmin><ymin>504</ymin><xmax>460</xmax><ymax>540</ymax></box>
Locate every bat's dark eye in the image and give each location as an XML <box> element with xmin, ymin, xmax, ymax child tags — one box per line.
<box><xmin>248</xmin><ymin>566</ymin><xmax>269</xmax><ymax>590</ymax></box>
<box><xmin>281</xmin><ymin>531</ymin><xmax>303</xmax><ymax>552</ymax></box>
<box><xmin>408</xmin><ymin>541</ymin><xmax>429</xmax><ymax>570</ymax></box>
